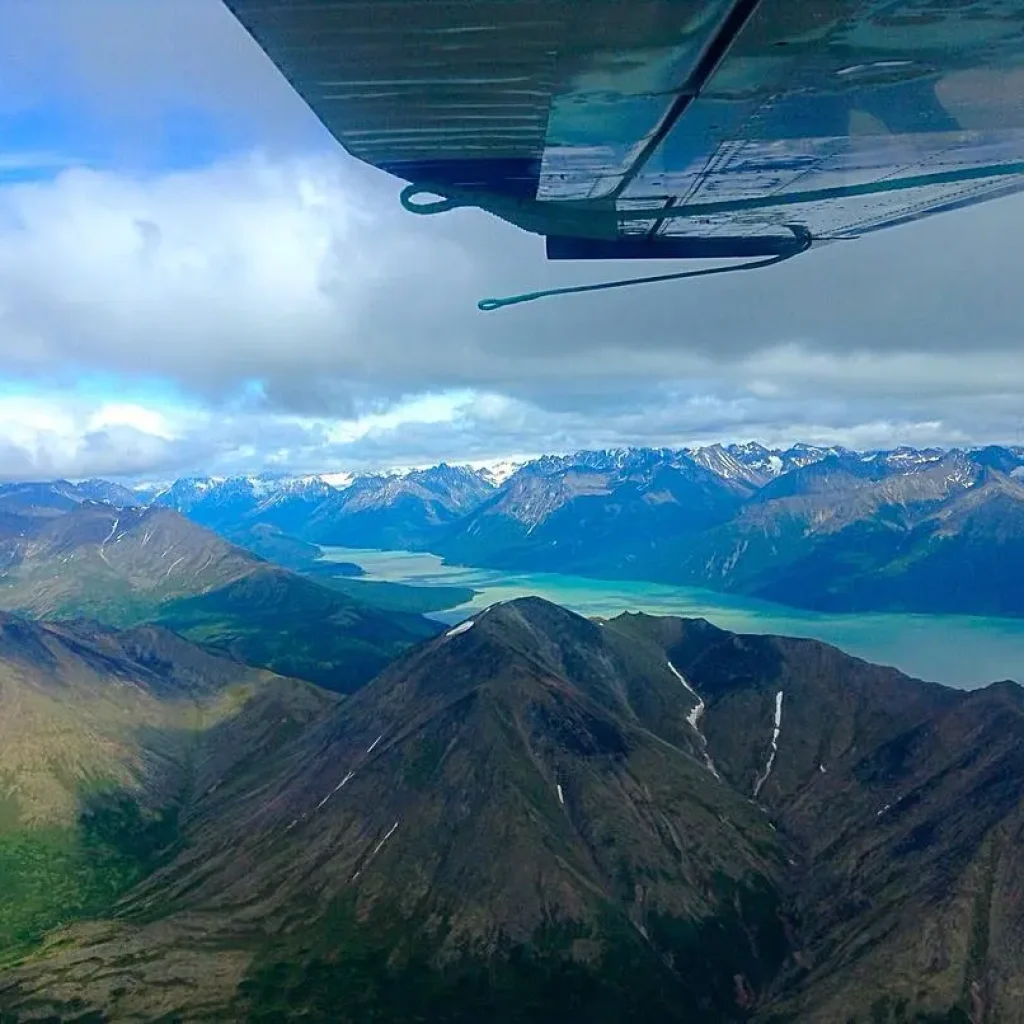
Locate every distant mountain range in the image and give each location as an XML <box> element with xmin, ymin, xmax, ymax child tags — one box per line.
<box><xmin>11</xmin><ymin>441</ymin><xmax>1021</xmax><ymax>618</ymax></box>
<box><xmin>2</xmin><ymin>596</ymin><xmax>1022</xmax><ymax>1021</ymax></box>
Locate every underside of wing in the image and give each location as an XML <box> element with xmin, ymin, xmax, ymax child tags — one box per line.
<box><xmin>224</xmin><ymin>0</ymin><xmax>1024</xmax><ymax>261</ymax></box>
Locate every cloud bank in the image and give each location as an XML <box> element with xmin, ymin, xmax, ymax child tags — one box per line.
<box><xmin>1</xmin><ymin>0</ymin><xmax>1023</xmax><ymax>478</ymax></box>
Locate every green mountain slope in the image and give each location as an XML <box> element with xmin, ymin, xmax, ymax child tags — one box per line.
<box><xmin>0</xmin><ymin>502</ymin><xmax>258</xmax><ymax>625</ymax></box>
<box><xmin>158</xmin><ymin>567</ymin><xmax>443</xmax><ymax>693</ymax></box>
<box><xmin>0</xmin><ymin>612</ymin><xmax>337</xmax><ymax>963</ymax></box>
<box><xmin>0</xmin><ymin>600</ymin><xmax>789</xmax><ymax>1021</ymax></box>
<box><xmin>0</xmin><ymin>502</ymin><xmax>445</xmax><ymax>693</ymax></box>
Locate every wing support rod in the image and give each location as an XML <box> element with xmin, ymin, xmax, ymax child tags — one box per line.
<box><xmin>477</xmin><ymin>225</ymin><xmax>812</xmax><ymax>311</ymax></box>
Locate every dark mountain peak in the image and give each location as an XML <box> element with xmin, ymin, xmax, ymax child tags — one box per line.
<box><xmin>610</xmin><ymin>608</ymin><xmax>725</xmax><ymax>644</ymax></box>
<box><xmin>355</xmin><ymin>598</ymin><xmax>726</xmax><ymax>779</ymax></box>
<box><xmin>972</xmin><ymin>463</ymin><xmax>1024</xmax><ymax>492</ymax></box>
<box><xmin>68</xmin><ymin>600</ymin><xmax>787</xmax><ymax>1023</ymax></box>
<box><xmin>407</xmin><ymin>463</ymin><xmax>496</xmax><ymax>507</ymax></box>
<box><xmin>684</xmin><ymin>444</ymin><xmax>769</xmax><ymax>491</ymax></box>
<box><xmin>520</xmin><ymin>447</ymin><xmax>671</xmax><ymax>479</ymax></box>
<box><xmin>0</xmin><ymin>479</ymin><xmax>82</xmax><ymax>514</ymax></box>
<box><xmin>32</xmin><ymin>501</ymin><xmax>234</xmax><ymax>557</ymax></box>
<box><xmin>927</xmin><ymin>466</ymin><xmax>1024</xmax><ymax>538</ymax></box>
<box><xmin>481</xmin><ymin>593</ymin><xmax>600</xmax><ymax>639</ymax></box>
<box><xmin>752</xmin><ymin>451</ymin><xmax>882</xmax><ymax>501</ymax></box>
<box><xmin>970</xmin><ymin>444</ymin><xmax>1024</xmax><ymax>474</ymax></box>
<box><xmin>729</xmin><ymin>440</ymin><xmax>771</xmax><ymax>454</ymax></box>
<box><xmin>788</xmin><ymin>442</ymin><xmax>847</xmax><ymax>456</ymax></box>
<box><xmin>6</xmin><ymin>597</ymin><xmax>1024</xmax><ymax>1022</ymax></box>
<box><xmin>302</xmin><ymin>464</ymin><xmax>495</xmax><ymax>547</ymax></box>
<box><xmin>0</xmin><ymin>501</ymin><xmax>266</xmax><ymax>627</ymax></box>
<box><xmin>362</xmin><ymin>596</ymin><xmax>605</xmax><ymax>711</ymax></box>
<box><xmin>32</xmin><ymin>499</ymin><xmax>134</xmax><ymax>547</ymax></box>
<box><xmin>874</xmin><ymin>445</ymin><xmax>946</xmax><ymax>467</ymax></box>
<box><xmin>410</xmin><ymin>462</ymin><xmax>489</xmax><ymax>485</ymax></box>
<box><xmin>975</xmin><ymin>678</ymin><xmax>1024</xmax><ymax>704</ymax></box>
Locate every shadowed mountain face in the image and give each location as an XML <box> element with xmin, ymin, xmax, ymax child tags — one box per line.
<box><xmin>610</xmin><ymin>613</ymin><xmax>1024</xmax><ymax>1022</ymax></box>
<box><xmin>436</xmin><ymin>453</ymin><xmax>745</xmax><ymax>574</ymax></box>
<box><xmin>1</xmin><ymin>598</ymin><xmax>1020</xmax><ymax>1022</ymax></box>
<box><xmin>669</xmin><ymin>458</ymin><xmax>1024</xmax><ymax>616</ymax></box>
<box><xmin>156</xmin><ymin>566</ymin><xmax>442</xmax><ymax>694</ymax></box>
<box><xmin>0</xmin><ymin>502</ymin><xmax>443</xmax><ymax>693</ymax></box>
<box><xmin>431</xmin><ymin>450</ymin><xmax>1024</xmax><ymax>617</ymax></box>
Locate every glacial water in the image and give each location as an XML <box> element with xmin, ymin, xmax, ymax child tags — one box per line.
<box><xmin>323</xmin><ymin>547</ymin><xmax>1024</xmax><ymax>690</ymax></box>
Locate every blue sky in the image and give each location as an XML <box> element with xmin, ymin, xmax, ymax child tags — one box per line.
<box><xmin>1</xmin><ymin>0</ymin><xmax>1024</xmax><ymax>481</ymax></box>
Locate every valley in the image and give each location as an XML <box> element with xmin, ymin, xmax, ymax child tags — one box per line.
<box><xmin>6</xmin><ymin>442</ymin><xmax>1024</xmax><ymax>626</ymax></box>
<box><xmin>107</xmin><ymin>441</ymin><xmax>1024</xmax><ymax>620</ymax></box>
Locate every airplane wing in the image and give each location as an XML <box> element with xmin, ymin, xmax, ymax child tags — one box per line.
<box><xmin>223</xmin><ymin>0</ymin><xmax>1024</xmax><ymax>270</ymax></box>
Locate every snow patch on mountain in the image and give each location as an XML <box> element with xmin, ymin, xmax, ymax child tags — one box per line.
<box><xmin>320</xmin><ymin>472</ymin><xmax>356</xmax><ymax>489</ymax></box>
<box><xmin>688</xmin><ymin>444</ymin><xmax>769</xmax><ymax>488</ymax></box>
<box><xmin>667</xmin><ymin>660</ymin><xmax>720</xmax><ymax>780</ymax></box>
<box><xmin>474</xmin><ymin>459</ymin><xmax>527</xmax><ymax>487</ymax></box>
<box><xmin>753</xmin><ymin>691</ymin><xmax>784</xmax><ymax>798</ymax></box>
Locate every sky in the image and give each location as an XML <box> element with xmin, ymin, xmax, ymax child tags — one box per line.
<box><xmin>1</xmin><ymin>0</ymin><xmax>1024</xmax><ymax>481</ymax></box>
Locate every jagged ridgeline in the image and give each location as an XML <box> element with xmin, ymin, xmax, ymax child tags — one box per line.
<box><xmin>14</xmin><ymin>441</ymin><xmax>1020</xmax><ymax>618</ymax></box>
<box><xmin>1</xmin><ymin>597</ymin><xmax>1021</xmax><ymax>1022</ymax></box>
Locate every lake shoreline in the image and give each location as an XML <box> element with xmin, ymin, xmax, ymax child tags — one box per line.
<box><xmin>322</xmin><ymin>546</ymin><xmax>1024</xmax><ymax>690</ymax></box>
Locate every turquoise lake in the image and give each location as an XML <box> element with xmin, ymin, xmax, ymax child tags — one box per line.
<box><xmin>324</xmin><ymin>547</ymin><xmax>1024</xmax><ymax>690</ymax></box>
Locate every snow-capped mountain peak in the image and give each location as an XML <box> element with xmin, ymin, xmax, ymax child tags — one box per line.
<box><xmin>473</xmin><ymin>459</ymin><xmax>527</xmax><ymax>487</ymax></box>
<box><xmin>686</xmin><ymin>444</ymin><xmax>765</xmax><ymax>486</ymax></box>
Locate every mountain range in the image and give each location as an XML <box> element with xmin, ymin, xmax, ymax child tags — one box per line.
<box><xmin>1</xmin><ymin>596</ymin><xmax>1020</xmax><ymax>1021</ymax></box>
<box><xmin>16</xmin><ymin>441</ymin><xmax>1022</xmax><ymax>618</ymax></box>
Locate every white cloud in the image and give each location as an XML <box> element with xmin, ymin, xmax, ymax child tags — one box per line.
<box><xmin>0</xmin><ymin>134</ymin><xmax>1023</xmax><ymax>475</ymax></box>
<box><xmin>0</xmin><ymin>396</ymin><xmax>79</xmax><ymax>464</ymax></box>
<box><xmin>86</xmin><ymin>402</ymin><xmax>178</xmax><ymax>440</ymax></box>
<box><xmin>0</xmin><ymin>376</ymin><xmax>1011</xmax><ymax>483</ymax></box>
